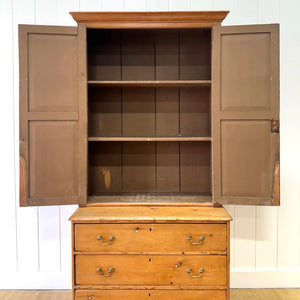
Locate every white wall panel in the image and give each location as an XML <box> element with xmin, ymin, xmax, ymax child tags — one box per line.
<box><xmin>234</xmin><ymin>207</ymin><xmax>256</xmax><ymax>270</ymax></box>
<box><xmin>13</xmin><ymin>0</ymin><xmax>39</xmax><ymax>273</ymax></box>
<box><xmin>255</xmin><ymin>207</ymin><xmax>278</xmax><ymax>269</ymax></box>
<box><xmin>79</xmin><ymin>0</ymin><xmax>101</xmax><ymax>11</ymax></box>
<box><xmin>60</xmin><ymin>205</ymin><xmax>77</xmax><ymax>272</ymax></box>
<box><xmin>224</xmin><ymin>205</ymin><xmax>235</xmax><ymax>269</ymax></box>
<box><xmin>212</xmin><ymin>0</ymin><xmax>235</xmax><ymax>25</ymax></box>
<box><xmin>0</xmin><ymin>0</ymin><xmax>17</xmax><ymax>274</ymax></box>
<box><xmin>102</xmin><ymin>0</ymin><xmax>124</xmax><ymax>11</ymax></box>
<box><xmin>277</xmin><ymin>0</ymin><xmax>300</xmax><ymax>270</ymax></box>
<box><xmin>147</xmin><ymin>0</ymin><xmax>168</xmax><ymax>11</ymax></box>
<box><xmin>0</xmin><ymin>0</ymin><xmax>299</xmax><ymax>289</ymax></box>
<box><xmin>38</xmin><ymin>207</ymin><xmax>61</xmax><ymax>272</ymax></box>
<box><xmin>35</xmin><ymin>0</ymin><xmax>58</xmax><ymax>25</ymax></box>
<box><xmin>234</xmin><ymin>0</ymin><xmax>258</xmax><ymax>24</ymax></box>
<box><xmin>58</xmin><ymin>0</ymin><xmax>79</xmax><ymax>25</ymax></box>
<box><xmin>169</xmin><ymin>0</ymin><xmax>190</xmax><ymax>11</ymax></box>
<box><xmin>190</xmin><ymin>0</ymin><xmax>213</xmax><ymax>10</ymax></box>
<box><xmin>124</xmin><ymin>0</ymin><xmax>147</xmax><ymax>11</ymax></box>
<box><xmin>258</xmin><ymin>0</ymin><xmax>280</xmax><ymax>23</ymax></box>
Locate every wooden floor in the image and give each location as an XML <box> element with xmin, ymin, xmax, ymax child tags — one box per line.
<box><xmin>0</xmin><ymin>289</ymin><xmax>300</xmax><ymax>299</ymax></box>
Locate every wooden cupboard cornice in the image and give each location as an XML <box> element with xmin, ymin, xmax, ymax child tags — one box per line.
<box><xmin>69</xmin><ymin>11</ymin><xmax>229</xmax><ymax>28</ymax></box>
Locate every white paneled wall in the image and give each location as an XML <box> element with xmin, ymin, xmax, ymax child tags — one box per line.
<box><xmin>0</xmin><ymin>0</ymin><xmax>299</xmax><ymax>289</ymax></box>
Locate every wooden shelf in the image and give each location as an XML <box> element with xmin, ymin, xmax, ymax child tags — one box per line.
<box><xmin>88</xmin><ymin>80</ymin><xmax>211</xmax><ymax>87</ymax></box>
<box><xmin>88</xmin><ymin>137</ymin><xmax>212</xmax><ymax>142</ymax></box>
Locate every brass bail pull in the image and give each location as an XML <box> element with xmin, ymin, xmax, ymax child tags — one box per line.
<box><xmin>96</xmin><ymin>267</ymin><xmax>115</xmax><ymax>277</ymax></box>
<box><xmin>186</xmin><ymin>235</ymin><xmax>205</xmax><ymax>245</ymax></box>
<box><xmin>97</xmin><ymin>235</ymin><xmax>115</xmax><ymax>245</ymax></box>
<box><xmin>187</xmin><ymin>267</ymin><xmax>204</xmax><ymax>278</ymax></box>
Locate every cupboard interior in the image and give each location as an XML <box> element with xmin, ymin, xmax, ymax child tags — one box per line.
<box><xmin>87</xmin><ymin>28</ymin><xmax>212</xmax><ymax>202</ymax></box>
<box><xmin>87</xmin><ymin>28</ymin><xmax>211</xmax><ymax>81</ymax></box>
<box><xmin>88</xmin><ymin>86</ymin><xmax>211</xmax><ymax>138</ymax></box>
<box><xmin>88</xmin><ymin>141</ymin><xmax>211</xmax><ymax>195</ymax></box>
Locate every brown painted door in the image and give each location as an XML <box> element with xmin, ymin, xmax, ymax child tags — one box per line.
<box><xmin>212</xmin><ymin>24</ymin><xmax>279</xmax><ymax>205</ymax></box>
<box><xmin>19</xmin><ymin>25</ymin><xmax>83</xmax><ymax>206</ymax></box>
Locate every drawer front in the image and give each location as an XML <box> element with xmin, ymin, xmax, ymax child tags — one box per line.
<box><xmin>75</xmin><ymin>255</ymin><xmax>227</xmax><ymax>286</ymax></box>
<box><xmin>75</xmin><ymin>224</ymin><xmax>226</xmax><ymax>252</ymax></box>
<box><xmin>75</xmin><ymin>289</ymin><xmax>227</xmax><ymax>300</ymax></box>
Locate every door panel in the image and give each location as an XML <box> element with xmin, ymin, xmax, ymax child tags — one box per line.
<box><xmin>28</xmin><ymin>33</ymin><xmax>78</xmax><ymax>112</ymax></box>
<box><xmin>29</xmin><ymin>121</ymin><xmax>78</xmax><ymax>198</ymax></box>
<box><xmin>19</xmin><ymin>25</ymin><xmax>83</xmax><ymax>206</ymax></box>
<box><xmin>220</xmin><ymin>120</ymin><xmax>272</xmax><ymax>198</ymax></box>
<box><xmin>220</xmin><ymin>32</ymin><xmax>271</xmax><ymax>112</ymax></box>
<box><xmin>212</xmin><ymin>24</ymin><xmax>279</xmax><ymax>205</ymax></box>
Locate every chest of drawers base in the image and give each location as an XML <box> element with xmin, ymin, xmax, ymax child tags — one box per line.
<box><xmin>70</xmin><ymin>205</ymin><xmax>232</xmax><ymax>300</ymax></box>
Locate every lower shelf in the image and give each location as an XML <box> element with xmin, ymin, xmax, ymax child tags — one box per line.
<box><xmin>86</xmin><ymin>195</ymin><xmax>213</xmax><ymax>205</ymax></box>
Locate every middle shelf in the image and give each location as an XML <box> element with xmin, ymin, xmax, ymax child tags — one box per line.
<box><xmin>88</xmin><ymin>80</ymin><xmax>211</xmax><ymax>87</ymax></box>
<box><xmin>88</xmin><ymin>137</ymin><xmax>212</xmax><ymax>142</ymax></box>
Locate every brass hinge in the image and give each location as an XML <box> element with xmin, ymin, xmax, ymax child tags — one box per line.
<box><xmin>271</xmin><ymin>119</ymin><xmax>279</xmax><ymax>133</ymax></box>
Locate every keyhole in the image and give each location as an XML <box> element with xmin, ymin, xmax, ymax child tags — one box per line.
<box><xmin>148</xmin><ymin>293</ymin><xmax>151</xmax><ymax>297</ymax></box>
<box><xmin>149</xmin><ymin>257</ymin><xmax>152</xmax><ymax>262</ymax></box>
<box><xmin>149</xmin><ymin>227</ymin><xmax>152</xmax><ymax>232</ymax></box>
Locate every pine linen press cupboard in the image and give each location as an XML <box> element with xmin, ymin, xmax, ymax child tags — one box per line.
<box><xmin>18</xmin><ymin>11</ymin><xmax>280</xmax><ymax>300</ymax></box>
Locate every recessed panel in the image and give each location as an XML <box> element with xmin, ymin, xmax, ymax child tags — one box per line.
<box><xmin>88</xmin><ymin>87</ymin><xmax>122</xmax><ymax>137</ymax></box>
<box><xmin>180</xmin><ymin>29</ymin><xmax>211</xmax><ymax>80</ymax></box>
<box><xmin>180</xmin><ymin>142</ymin><xmax>211</xmax><ymax>193</ymax></box>
<box><xmin>220</xmin><ymin>33</ymin><xmax>271</xmax><ymax>111</ymax></box>
<box><xmin>180</xmin><ymin>87</ymin><xmax>210</xmax><ymax>137</ymax></box>
<box><xmin>156</xmin><ymin>142</ymin><xmax>179</xmax><ymax>192</ymax></box>
<box><xmin>156</xmin><ymin>31</ymin><xmax>179</xmax><ymax>80</ymax></box>
<box><xmin>88</xmin><ymin>142</ymin><xmax>122</xmax><ymax>194</ymax></box>
<box><xmin>122</xmin><ymin>30</ymin><xmax>154</xmax><ymax>80</ymax></box>
<box><xmin>123</xmin><ymin>142</ymin><xmax>156</xmax><ymax>192</ymax></box>
<box><xmin>87</xmin><ymin>29</ymin><xmax>121</xmax><ymax>80</ymax></box>
<box><xmin>122</xmin><ymin>87</ymin><xmax>155</xmax><ymax>137</ymax></box>
<box><xmin>156</xmin><ymin>88</ymin><xmax>179</xmax><ymax>136</ymax></box>
<box><xmin>29</xmin><ymin>121</ymin><xmax>78</xmax><ymax>198</ymax></box>
<box><xmin>28</xmin><ymin>34</ymin><xmax>77</xmax><ymax>112</ymax></box>
<box><xmin>221</xmin><ymin>120</ymin><xmax>272</xmax><ymax>197</ymax></box>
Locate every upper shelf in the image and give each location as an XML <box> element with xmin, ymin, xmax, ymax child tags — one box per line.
<box><xmin>88</xmin><ymin>80</ymin><xmax>211</xmax><ymax>88</ymax></box>
<box><xmin>70</xmin><ymin>11</ymin><xmax>229</xmax><ymax>29</ymax></box>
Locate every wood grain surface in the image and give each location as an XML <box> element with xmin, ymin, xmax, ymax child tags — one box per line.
<box><xmin>75</xmin><ymin>254</ymin><xmax>227</xmax><ymax>286</ymax></box>
<box><xmin>75</xmin><ymin>223</ymin><xmax>227</xmax><ymax>252</ymax></box>
<box><xmin>1</xmin><ymin>289</ymin><xmax>299</xmax><ymax>300</ymax></box>
<box><xmin>70</xmin><ymin>11</ymin><xmax>229</xmax><ymax>28</ymax></box>
<box><xmin>69</xmin><ymin>206</ymin><xmax>232</xmax><ymax>223</ymax></box>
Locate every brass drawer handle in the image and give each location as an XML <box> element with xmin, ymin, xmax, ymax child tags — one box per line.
<box><xmin>186</xmin><ymin>235</ymin><xmax>205</xmax><ymax>245</ymax></box>
<box><xmin>187</xmin><ymin>267</ymin><xmax>204</xmax><ymax>278</ymax></box>
<box><xmin>96</xmin><ymin>267</ymin><xmax>115</xmax><ymax>277</ymax></box>
<box><xmin>97</xmin><ymin>235</ymin><xmax>115</xmax><ymax>245</ymax></box>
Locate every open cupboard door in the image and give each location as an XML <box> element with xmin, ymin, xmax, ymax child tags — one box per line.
<box><xmin>212</xmin><ymin>24</ymin><xmax>280</xmax><ymax>206</ymax></box>
<box><xmin>19</xmin><ymin>25</ymin><xmax>86</xmax><ymax>206</ymax></box>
